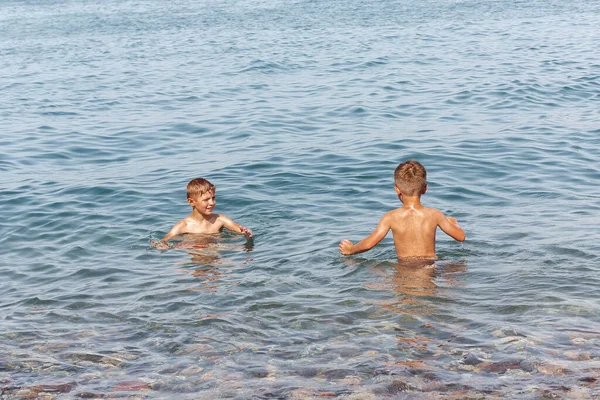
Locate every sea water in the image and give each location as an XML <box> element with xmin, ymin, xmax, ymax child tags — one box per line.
<box><xmin>1</xmin><ymin>0</ymin><xmax>599</xmax><ymax>398</ymax></box>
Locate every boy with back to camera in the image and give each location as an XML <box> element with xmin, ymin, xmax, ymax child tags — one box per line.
<box><xmin>153</xmin><ymin>178</ymin><xmax>252</xmax><ymax>250</ymax></box>
<box><xmin>339</xmin><ymin>160</ymin><xmax>465</xmax><ymax>259</ymax></box>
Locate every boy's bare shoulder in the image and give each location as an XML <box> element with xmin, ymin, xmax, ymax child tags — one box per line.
<box><xmin>422</xmin><ymin>206</ymin><xmax>444</xmax><ymax>214</ymax></box>
<box><xmin>177</xmin><ymin>216</ymin><xmax>196</xmax><ymax>226</ymax></box>
<box><xmin>380</xmin><ymin>208</ymin><xmax>404</xmax><ymax>222</ymax></box>
<box><xmin>161</xmin><ymin>216</ymin><xmax>195</xmax><ymax>241</ymax></box>
<box><xmin>170</xmin><ymin>217</ymin><xmax>193</xmax><ymax>232</ymax></box>
<box><xmin>422</xmin><ymin>206</ymin><xmax>447</xmax><ymax>220</ymax></box>
<box><xmin>214</xmin><ymin>213</ymin><xmax>239</xmax><ymax>228</ymax></box>
<box><xmin>209</xmin><ymin>213</ymin><xmax>230</xmax><ymax>225</ymax></box>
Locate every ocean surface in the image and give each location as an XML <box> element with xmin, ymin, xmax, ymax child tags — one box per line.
<box><xmin>1</xmin><ymin>0</ymin><xmax>600</xmax><ymax>398</ymax></box>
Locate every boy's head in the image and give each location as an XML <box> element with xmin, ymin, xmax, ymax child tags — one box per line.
<box><xmin>186</xmin><ymin>178</ymin><xmax>215</xmax><ymax>200</ymax></box>
<box><xmin>394</xmin><ymin>160</ymin><xmax>427</xmax><ymax>196</ymax></box>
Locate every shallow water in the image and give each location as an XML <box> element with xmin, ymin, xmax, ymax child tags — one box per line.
<box><xmin>1</xmin><ymin>0</ymin><xmax>600</xmax><ymax>398</ymax></box>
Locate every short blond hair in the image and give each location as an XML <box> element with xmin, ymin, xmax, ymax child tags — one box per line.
<box><xmin>394</xmin><ymin>160</ymin><xmax>427</xmax><ymax>196</ymax></box>
<box><xmin>186</xmin><ymin>178</ymin><xmax>215</xmax><ymax>199</ymax></box>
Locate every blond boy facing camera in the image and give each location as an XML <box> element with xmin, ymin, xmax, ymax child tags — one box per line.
<box><xmin>155</xmin><ymin>178</ymin><xmax>252</xmax><ymax>250</ymax></box>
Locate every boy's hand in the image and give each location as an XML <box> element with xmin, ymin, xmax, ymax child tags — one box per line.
<box><xmin>151</xmin><ymin>240</ymin><xmax>171</xmax><ymax>251</ymax></box>
<box><xmin>239</xmin><ymin>225</ymin><xmax>253</xmax><ymax>238</ymax></box>
<box><xmin>339</xmin><ymin>239</ymin><xmax>354</xmax><ymax>255</ymax></box>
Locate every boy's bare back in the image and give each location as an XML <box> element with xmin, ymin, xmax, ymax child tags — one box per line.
<box><xmin>382</xmin><ymin>204</ymin><xmax>463</xmax><ymax>259</ymax></box>
<box><xmin>339</xmin><ymin>160</ymin><xmax>465</xmax><ymax>260</ymax></box>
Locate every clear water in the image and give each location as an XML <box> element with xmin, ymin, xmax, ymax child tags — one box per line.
<box><xmin>1</xmin><ymin>0</ymin><xmax>600</xmax><ymax>398</ymax></box>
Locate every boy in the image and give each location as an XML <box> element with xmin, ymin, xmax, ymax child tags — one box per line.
<box><xmin>339</xmin><ymin>160</ymin><xmax>465</xmax><ymax>259</ymax></box>
<box><xmin>154</xmin><ymin>178</ymin><xmax>252</xmax><ymax>250</ymax></box>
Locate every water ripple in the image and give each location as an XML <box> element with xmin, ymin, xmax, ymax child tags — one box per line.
<box><xmin>1</xmin><ymin>0</ymin><xmax>600</xmax><ymax>398</ymax></box>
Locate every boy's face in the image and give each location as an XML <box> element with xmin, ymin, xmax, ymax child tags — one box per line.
<box><xmin>188</xmin><ymin>190</ymin><xmax>216</xmax><ymax>215</ymax></box>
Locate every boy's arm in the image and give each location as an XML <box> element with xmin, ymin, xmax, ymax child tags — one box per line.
<box><xmin>339</xmin><ymin>214</ymin><xmax>391</xmax><ymax>255</ymax></box>
<box><xmin>437</xmin><ymin>213</ymin><xmax>466</xmax><ymax>242</ymax></box>
<box><xmin>219</xmin><ymin>215</ymin><xmax>253</xmax><ymax>238</ymax></box>
<box><xmin>151</xmin><ymin>221</ymin><xmax>186</xmax><ymax>251</ymax></box>
<box><xmin>162</xmin><ymin>220</ymin><xmax>186</xmax><ymax>242</ymax></box>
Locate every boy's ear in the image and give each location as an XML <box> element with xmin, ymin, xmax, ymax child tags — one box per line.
<box><xmin>394</xmin><ymin>185</ymin><xmax>401</xmax><ymax>195</ymax></box>
<box><xmin>422</xmin><ymin>184</ymin><xmax>428</xmax><ymax>195</ymax></box>
<box><xmin>187</xmin><ymin>197</ymin><xmax>194</xmax><ymax>206</ymax></box>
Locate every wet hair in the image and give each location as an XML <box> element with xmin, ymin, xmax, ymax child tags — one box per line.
<box><xmin>186</xmin><ymin>178</ymin><xmax>215</xmax><ymax>199</ymax></box>
<box><xmin>394</xmin><ymin>160</ymin><xmax>427</xmax><ymax>196</ymax></box>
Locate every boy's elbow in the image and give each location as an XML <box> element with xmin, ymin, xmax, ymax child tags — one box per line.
<box><xmin>457</xmin><ymin>232</ymin><xmax>466</xmax><ymax>242</ymax></box>
<box><xmin>162</xmin><ymin>232</ymin><xmax>175</xmax><ymax>242</ymax></box>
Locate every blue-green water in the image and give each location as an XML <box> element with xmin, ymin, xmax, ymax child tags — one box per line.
<box><xmin>2</xmin><ymin>0</ymin><xmax>600</xmax><ymax>398</ymax></box>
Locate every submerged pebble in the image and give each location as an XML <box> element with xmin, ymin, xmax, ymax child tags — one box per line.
<box><xmin>112</xmin><ymin>380</ymin><xmax>152</xmax><ymax>391</ymax></box>
<box><xmin>563</xmin><ymin>350</ymin><xmax>592</xmax><ymax>361</ymax></box>
<box><xmin>519</xmin><ymin>359</ymin><xmax>537</xmax><ymax>373</ymax></box>
<box><xmin>385</xmin><ymin>379</ymin><xmax>413</xmax><ymax>394</ymax></box>
<box><xmin>31</xmin><ymin>383</ymin><xmax>74</xmax><ymax>393</ymax></box>
<box><xmin>537</xmin><ymin>363</ymin><xmax>567</xmax><ymax>376</ymax></box>
<box><xmin>245</xmin><ymin>366</ymin><xmax>270</xmax><ymax>378</ymax></box>
<box><xmin>462</xmin><ymin>353</ymin><xmax>483</xmax><ymax>366</ymax></box>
